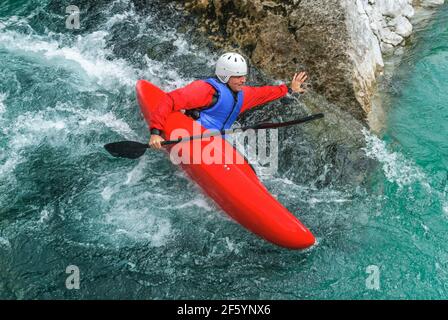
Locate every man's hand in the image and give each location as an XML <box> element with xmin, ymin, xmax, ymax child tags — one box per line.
<box><xmin>149</xmin><ymin>134</ymin><xmax>165</xmax><ymax>150</ymax></box>
<box><xmin>290</xmin><ymin>71</ymin><xmax>308</xmax><ymax>94</ymax></box>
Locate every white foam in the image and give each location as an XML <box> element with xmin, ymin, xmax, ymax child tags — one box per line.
<box><xmin>0</xmin><ymin>5</ymin><xmax>144</xmax><ymax>90</ymax></box>
<box><xmin>142</xmin><ymin>55</ymin><xmax>190</xmax><ymax>89</ymax></box>
<box><xmin>224</xmin><ymin>237</ymin><xmax>240</xmax><ymax>253</ymax></box>
<box><xmin>0</xmin><ymin>93</ymin><xmax>6</xmax><ymax>114</ymax></box>
<box><xmin>0</xmin><ymin>2</ymin><xmax>216</xmax><ymax>98</ymax></box>
<box><xmin>0</xmin><ymin>237</ymin><xmax>11</xmax><ymax>250</ymax></box>
<box><xmin>0</xmin><ymin>157</ymin><xmax>21</xmax><ymax>179</ymax></box>
<box><xmin>421</xmin><ymin>222</ymin><xmax>430</xmax><ymax>234</ymax></box>
<box><xmin>53</xmin><ymin>103</ymin><xmax>137</xmax><ymax>140</ymax></box>
<box><xmin>101</xmin><ymin>0</ymin><xmax>214</xmax><ymax>65</ymax></box>
<box><xmin>308</xmin><ymin>196</ymin><xmax>351</xmax><ymax>206</ymax></box>
<box><xmin>38</xmin><ymin>209</ymin><xmax>51</xmax><ymax>224</ymax></box>
<box><xmin>0</xmin><ymin>29</ymin><xmax>138</xmax><ymax>89</ymax></box>
<box><xmin>269</xmin><ymin>177</ymin><xmax>350</xmax><ymax>198</ymax></box>
<box><xmin>103</xmin><ymin>0</ymin><xmax>136</xmax><ymax>24</ymax></box>
<box><xmin>101</xmin><ymin>186</ymin><xmax>117</xmax><ymax>201</ymax></box>
<box><xmin>0</xmin><ymin>109</ymin><xmax>69</xmax><ymax>179</ymax></box>
<box><xmin>105</xmin><ymin>207</ymin><xmax>173</xmax><ymax>247</ymax></box>
<box><xmin>81</xmin><ymin>112</ymin><xmax>136</xmax><ymax>139</ymax></box>
<box><xmin>0</xmin><ymin>102</ymin><xmax>137</xmax><ymax>181</ymax></box>
<box><xmin>172</xmin><ymin>197</ymin><xmax>213</xmax><ymax>212</ymax></box>
<box><xmin>7</xmin><ymin>113</ymin><xmax>66</xmax><ymax>151</ymax></box>
<box><xmin>104</xmin><ymin>11</ymin><xmax>134</xmax><ymax>29</ymax></box>
<box><xmin>362</xmin><ymin>128</ymin><xmax>426</xmax><ymax>187</ymax></box>
<box><xmin>125</xmin><ymin>157</ymin><xmax>148</xmax><ymax>186</ymax></box>
<box><xmin>171</xmin><ymin>37</ymin><xmax>215</xmax><ymax>65</ymax></box>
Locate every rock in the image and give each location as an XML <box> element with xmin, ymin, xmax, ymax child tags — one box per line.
<box><xmin>388</xmin><ymin>15</ymin><xmax>413</xmax><ymax>38</ymax></box>
<box><xmin>381</xmin><ymin>28</ymin><xmax>405</xmax><ymax>46</ymax></box>
<box><xmin>175</xmin><ymin>0</ymin><xmax>444</xmax><ymax>123</ymax></box>
<box><xmin>374</xmin><ymin>0</ymin><xmax>414</xmax><ymax>18</ymax></box>
<box><xmin>343</xmin><ymin>0</ymin><xmax>384</xmax><ymax>115</ymax></box>
<box><xmin>380</xmin><ymin>42</ymin><xmax>395</xmax><ymax>55</ymax></box>
<box><xmin>251</xmin><ymin>14</ymin><xmax>301</xmax><ymax>78</ymax></box>
<box><xmin>418</xmin><ymin>0</ymin><xmax>445</xmax><ymax>8</ymax></box>
<box><xmin>394</xmin><ymin>46</ymin><xmax>405</xmax><ymax>56</ymax></box>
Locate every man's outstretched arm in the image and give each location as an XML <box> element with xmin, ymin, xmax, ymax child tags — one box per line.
<box><xmin>241</xmin><ymin>72</ymin><xmax>308</xmax><ymax>113</ymax></box>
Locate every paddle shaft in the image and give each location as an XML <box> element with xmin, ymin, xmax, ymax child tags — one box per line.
<box><xmin>161</xmin><ymin>113</ymin><xmax>324</xmax><ymax>146</ymax></box>
<box><xmin>104</xmin><ymin>113</ymin><xmax>324</xmax><ymax>159</ymax></box>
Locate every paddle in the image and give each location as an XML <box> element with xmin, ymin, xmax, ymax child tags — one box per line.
<box><xmin>104</xmin><ymin>113</ymin><xmax>324</xmax><ymax>159</ymax></box>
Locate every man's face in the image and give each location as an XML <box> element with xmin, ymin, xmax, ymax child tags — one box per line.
<box><xmin>227</xmin><ymin>75</ymin><xmax>247</xmax><ymax>92</ymax></box>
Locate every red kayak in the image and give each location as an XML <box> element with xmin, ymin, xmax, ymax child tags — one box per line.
<box><xmin>136</xmin><ymin>80</ymin><xmax>315</xmax><ymax>249</ymax></box>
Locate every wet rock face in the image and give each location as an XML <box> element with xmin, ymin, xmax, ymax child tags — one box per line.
<box><xmin>180</xmin><ymin>0</ymin><xmax>366</xmax><ymax>121</ymax></box>
<box><xmin>359</xmin><ymin>0</ymin><xmax>415</xmax><ymax>56</ymax></box>
<box><xmin>177</xmin><ymin>0</ymin><xmax>444</xmax><ymax>123</ymax></box>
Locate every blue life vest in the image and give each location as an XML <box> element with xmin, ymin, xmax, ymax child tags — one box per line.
<box><xmin>198</xmin><ymin>78</ymin><xmax>244</xmax><ymax>131</ymax></box>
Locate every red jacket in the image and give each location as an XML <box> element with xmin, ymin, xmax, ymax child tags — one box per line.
<box><xmin>150</xmin><ymin>80</ymin><xmax>289</xmax><ymax>131</ymax></box>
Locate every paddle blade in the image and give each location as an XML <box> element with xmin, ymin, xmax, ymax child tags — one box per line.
<box><xmin>104</xmin><ymin>141</ymin><xmax>148</xmax><ymax>159</ymax></box>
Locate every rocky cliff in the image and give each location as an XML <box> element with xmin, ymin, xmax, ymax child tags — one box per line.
<box><xmin>175</xmin><ymin>0</ymin><xmax>445</xmax><ymax>123</ymax></box>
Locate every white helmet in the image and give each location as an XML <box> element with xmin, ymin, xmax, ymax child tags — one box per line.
<box><xmin>215</xmin><ymin>52</ymin><xmax>248</xmax><ymax>83</ymax></box>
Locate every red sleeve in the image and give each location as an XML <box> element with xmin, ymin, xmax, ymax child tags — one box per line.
<box><xmin>150</xmin><ymin>80</ymin><xmax>215</xmax><ymax>131</ymax></box>
<box><xmin>240</xmin><ymin>84</ymin><xmax>288</xmax><ymax>113</ymax></box>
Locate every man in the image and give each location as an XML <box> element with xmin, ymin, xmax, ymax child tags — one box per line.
<box><xmin>149</xmin><ymin>52</ymin><xmax>308</xmax><ymax>149</ymax></box>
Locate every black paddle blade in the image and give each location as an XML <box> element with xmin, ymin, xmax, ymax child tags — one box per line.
<box><xmin>104</xmin><ymin>141</ymin><xmax>148</xmax><ymax>159</ymax></box>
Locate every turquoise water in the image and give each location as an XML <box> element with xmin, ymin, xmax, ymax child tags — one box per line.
<box><xmin>0</xmin><ymin>0</ymin><xmax>447</xmax><ymax>299</ymax></box>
